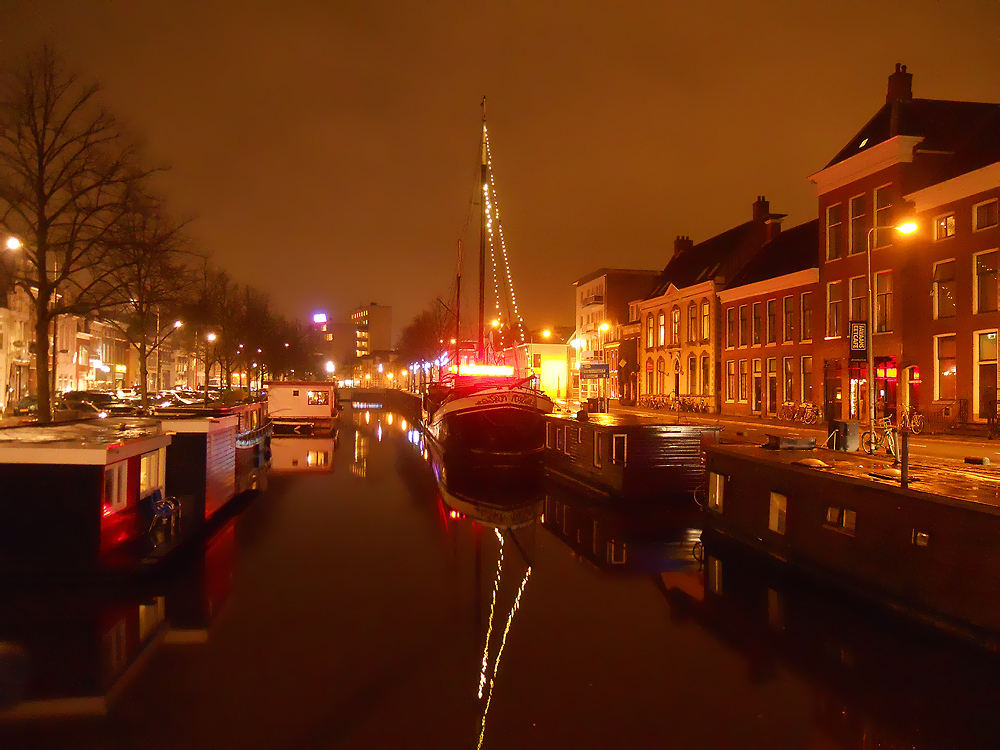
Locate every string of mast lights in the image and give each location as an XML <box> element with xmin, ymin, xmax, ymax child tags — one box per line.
<box><xmin>483</xmin><ymin>124</ymin><xmax>526</xmax><ymax>344</ymax></box>
<box><xmin>478</xmin><ymin>526</ymin><xmax>504</xmax><ymax>699</ymax></box>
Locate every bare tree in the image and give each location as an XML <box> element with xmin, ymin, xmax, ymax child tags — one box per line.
<box><xmin>102</xmin><ymin>196</ymin><xmax>194</xmax><ymax>408</ymax></box>
<box><xmin>0</xmin><ymin>46</ymin><xmax>152</xmax><ymax>421</ymax></box>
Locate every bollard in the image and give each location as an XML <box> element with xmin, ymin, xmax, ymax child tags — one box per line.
<box><xmin>900</xmin><ymin>432</ymin><xmax>909</xmax><ymax>489</ymax></box>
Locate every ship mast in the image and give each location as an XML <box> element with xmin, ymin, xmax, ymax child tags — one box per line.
<box><xmin>478</xmin><ymin>97</ymin><xmax>488</xmax><ymax>361</ymax></box>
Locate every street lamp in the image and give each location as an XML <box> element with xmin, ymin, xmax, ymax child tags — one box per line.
<box><xmin>599</xmin><ymin>322</ymin><xmax>611</xmax><ymax>409</ymax></box>
<box><xmin>205</xmin><ymin>332</ymin><xmax>217</xmax><ymax>406</ymax></box>
<box><xmin>865</xmin><ymin>221</ymin><xmax>918</xmax><ymax>432</ymax></box>
<box><xmin>5</xmin><ymin>236</ymin><xmax>21</xmax><ymax>251</ymax></box>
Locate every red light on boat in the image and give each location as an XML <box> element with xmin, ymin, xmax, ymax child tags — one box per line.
<box><xmin>449</xmin><ymin>510</ymin><xmax>458</xmax><ymax>519</ymax></box>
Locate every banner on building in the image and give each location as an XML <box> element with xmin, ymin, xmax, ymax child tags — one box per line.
<box><xmin>849</xmin><ymin>321</ymin><xmax>867</xmax><ymax>361</ymax></box>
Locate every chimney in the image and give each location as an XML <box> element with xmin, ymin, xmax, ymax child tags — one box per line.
<box><xmin>673</xmin><ymin>235</ymin><xmax>694</xmax><ymax>259</ymax></box>
<box><xmin>752</xmin><ymin>196</ymin><xmax>770</xmax><ymax>223</ymax></box>
<box><xmin>886</xmin><ymin>63</ymin><xmax>913</xmax><ymax>104</ymax></box>
<box><xmin>765</xmin><ymin>218</ymin><xmax>782</xmax><ymax>242</ymax></box>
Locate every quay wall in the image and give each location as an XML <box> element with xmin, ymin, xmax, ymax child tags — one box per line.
<box><xmin>705</xmin><ymin>444</ymin><xmax>1000</xmax><ymax>640</ymax></box>
<box><xmin>341</xmin><ymin>388</ymin><xmax>421</xmax><ymax>421</ymax></box>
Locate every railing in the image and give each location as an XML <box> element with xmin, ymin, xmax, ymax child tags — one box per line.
<box><xmin>581</xmin><ymin>294</ymin><xmax>604</xmax><ymax>307</ymax></box>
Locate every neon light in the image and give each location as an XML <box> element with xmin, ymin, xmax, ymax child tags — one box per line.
<box><xmin>451</xmin><ymin>364</ymin><xmax>514</xmax><ymax>376</ymax></box>
<box><xmin>312</xmin><ymin>313</ymin><xmax>327</xmax><ymax>324</ymax></box>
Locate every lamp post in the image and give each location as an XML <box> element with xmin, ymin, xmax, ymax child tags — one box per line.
<box><xmin>599</xmin><ymin>322</ymin><xmax>610</xmax><ymax>410</ymax></box>
<box><xmin>865</xmin><ymin>221</ymin><xmax>918</xmax><ymax>431</ymax></box>
<box><xmin>205</xmin><ymin>332</ymin><xmax>217</xmax><ymax>406</ymax></box>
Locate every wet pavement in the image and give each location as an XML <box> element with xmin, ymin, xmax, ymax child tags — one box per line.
<box><xmin>2</xmin><ymin>407</ymin><xmax>1000</xmax><ymax>749</ymax></box>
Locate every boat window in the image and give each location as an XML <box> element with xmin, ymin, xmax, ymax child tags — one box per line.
<box><xmin>104</xmin><ymin>461</ymin><xmax>128</xmax><ymax>514</ymax></box>
<box><xmin>292</xmin><ymin>390</ymin><xmax>299</xmax><ymax>397</ymax></box>
<box><xmin>912</xmin><ymin>529</ymin><xmax>930</xmax><ymax>547</ymax></box>
<box><xmin>307</xmin><ymin>390</ymin><xmax>330</xmax><ymax>406</ymax></box>
<box><xmin>139</xmin><ymin>448</ymin><xmax>166</xmax><ymax>498</ymax></box>
<box><xmin>825</xmin><ymin>506</ymin><xmax>856</xmax><ymax>535</ymax></box>
<box><xmin>607</xmin><ymin>540</ymin><xmax>627</xmax><ymax>565</ymax></box>
<box><xmin>556</xmin><ymin>428</ymin><xmax>564</xmax><ymax>452</ymax></box>
<box><xmin>768</xmin><ymin>492</ymin><xmax>787</xmax><ymax>534</ymax></box>
<box><xmin>593</xmin><ymin>433</ymin><xmax>603</xmax><ymax>467</ymax></box>
<box><xmin>708</xmin><ymin>472</ymin><xmax>724</xmax><ymax>512</ymax></box>
<box><xmin>546</xmin><ymin>424</ymin><xmax>554</xmax><ymax>449</ymax></box>
<box><xmin>707</xmin><ymin>556</ymin><xmax>722</xmax><ymax>595</ymax></box>
<box><xmin>562</xmin><ymin>427</ymin><xmax>571</xmax><ymax>456</ymax></box>
<box><xmin>612</xmin><ymin>434</ymin><xmax>626</xmax><ymax>465</ymax></box>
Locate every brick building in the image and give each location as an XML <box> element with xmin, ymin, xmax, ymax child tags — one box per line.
<box><xmin>718</xmin><ymin>220</ymin><xmax>819</xmax><ymax>417</ymax></box>
<box><xmin>810</xmin><ymin>63</ymin><xmax>1000</xmax><ymax>425</ymax></box>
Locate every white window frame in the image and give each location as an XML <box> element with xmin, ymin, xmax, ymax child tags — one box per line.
<box><xmin>932</xmin><ymin>257</ymin><xmax>957</xmax><ymax>320</ymax></box>
<box><xmin>800</xmin><ymin>355</ymin><xmax>813</xmax><ymax>403</ymax></box>
<box><xmin>701</xmin><ymin>300</ymin><xmax>710</xmax><ymax>342</ymax></box>
<box><xmin>849</xmin><ymin>275</ymin><xmax>867</xmax><ymax>323</ymax></box>
<box><xmin>708</xmin><ymin>472</ymin><xmax>724</xmax><ymax>512</ymax></box>
<box><xmin>725</xmin><ymin>359</ymin><xmax>736</xmax><ymax>402</ymax></box>
<box><xmin>612</xmin><ymin>433</ymin><xmax>627</xmax><ymax>465</ymax></box>
<box><xmin>973</xmin><ymin>248</ymin><xmax>999</xmax><ymax>315</ymax></box>
<box><xmin>933</xmin><ymin>333</ymin><xmax>957</xmax><ymax>402</ymax></box>
<box><xmin>848</xmin><ymin>192</ymin><xmax>866</xmax><ymax>255</ymax></box>
<box><xmin>765</xmin><ymin>299</ymin><xmax>777</xmax><ymax>346</ymax></box>
<box><xmin>972</xmin><ymin>328</ymin><xmax>999</xmax><ymax>422</ymax></box>
<box><xmin>973</xmin><ymin>198</ymin><xmax>999</xmax><ymax>232</ymax></box>
<box><xmin>725</xmin><ymin>307</ymin><xmax>735</xmax><ymax>350</ymax></box>
<box><xmin>873</xmin><ymin>183</ymin><xmax>893</xmax><ymax>249</ymax></box>
<box><xmin>782</xmin><ymin>296</ymin><xmax>794</xmax><ymax>343</ymax></box>
<box><xmin>768</xmin><ymin>492</ymin><xmax>787</xmax><ymax>535</ymax></box>
<box><xmin>139</xmin><ymin>447</ymin><xmax>167</xmax><ymax>499</ymax></box>
<box><xmin>874</xmin><ymin>270</ymin><xmax>893</xmax><ymax>334</ymax></box>
<box><xmin>826</xmin><ymin>281</ymin><xmax>843</xmax><ymax>339</ymax></box>
<box><xmin>800</xmin><ymin>291</ymin><xmax>812</xmax><ymax>343</ymax></box>
<box><xmin>826</xmin><ymin>203</ymin><xmax>843</xmax><ymax>262</ymax></box>
<box><xmin>104</xmin><ymin>460</ymin><xmax>128</xmax><ymax>514</ymax></box>
<box><xmin>934</xmin><ymin>212</ymin><xmax>956</xmax><ymax>241</ymax></box>
<box><xmin>593</xmin><ymin>432</ymin><xmax>603</xmax><ymax>468</ymax></box>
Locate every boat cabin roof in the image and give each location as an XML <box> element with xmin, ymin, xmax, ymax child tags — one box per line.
<box><xmin>0</xmin><ymin>418</ymin><xmax>170</xmax><ymax>465</ymax></box>
<box><xmin>546</xmin><ymin>412</ymin><xmax>722</xmax><ymax>433</ymax></box>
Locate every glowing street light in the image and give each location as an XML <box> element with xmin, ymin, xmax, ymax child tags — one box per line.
<box><xmin>325</xmin><ymin>360</ymin><xmax>335</xmax><ymax>374</ymax></box>
<box><xmin>207</xmin><ymin>332</ymin><xmax>217</xmax><ymax>342</ymax></box>
<box><xmin>5</xmin><ymin>237</ymin><xmax>21</xmax><ymax>251</ymax></box>
<box><xmin>313</xmin><ymin>312</ymin><xmax>327</xmax><ymax>324</ymax></box>
<box><xmin>599</xmin><ymin>322</ymin><xmax>610</xmax><ymax>332</ymax></box>
<box><xmin>173</xmin><ymin>320</ymin><xmax>183</xmax><ymax>329</ymax></box>
<box><xmin>541</xmin><ymin>329</ymin><xmax>551</xmax><ymax>339</ymax></box>
<box><xmin>491</xmin><ymin>319</ymin><xmax>500</xmax><ymax>328</ymax></box>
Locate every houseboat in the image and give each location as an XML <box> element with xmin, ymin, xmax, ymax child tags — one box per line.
<box><xmin>264</xmin><ymin>380</ymin><xmax>338</xmax><ymax>436</ymax></box>
<box><xmin>269</xmin><ymin>435</ymin><xmax>338</xmax><ymax>474</ymax></box>
<box><xmin>543</xmin><ymin>413</ymin><xmax>720</xmax><ymax>501</ymax></box>
<box><xmin>0</xmin><ymin>419</ymin><xmax>172</xmax><ymax>578</ymax></box>
<box><xmin>703</xmin><ymin>442</ymin><xmax>1000</xmax><ymax>649</ymax></box>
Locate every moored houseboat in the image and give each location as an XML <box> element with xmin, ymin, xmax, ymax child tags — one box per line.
<box><xmin>264</xmin><ymin>380</ymin><xmax>338</xmax><ymax>436</ymax></box>
<box><xmin>703</xmin><ymin>442</ymin><xmax>1000</xmax><ymax>649</ymax></box>
<box><xmin>269</xmin><ymin>435</ymin><xmax>338</xmax><ymax>474</ymax></box>
<box><xmin>0</xmin><ymin>419</ymin><xmax>172</xmax><ymax>578</ymax></box>
<box><xmin>543</xmin><ymin>413</ymin><xmax>720</xmax><ymax>501</ymax></box>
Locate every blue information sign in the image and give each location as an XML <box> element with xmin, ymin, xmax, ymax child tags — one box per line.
<box><xmin>580</xmin><ymin>363</ymin><xmax>610</xmax><ymax>379</ymax></box>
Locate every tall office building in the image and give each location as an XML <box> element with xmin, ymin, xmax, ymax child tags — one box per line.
<box><xmin>351</xmin><ymin>303</ymin><xmax>392</xmax><ymax>357</ymax></box>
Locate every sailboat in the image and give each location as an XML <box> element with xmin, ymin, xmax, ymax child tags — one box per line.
<box><xmin>422</xmin><ymin>100</ymin><xmax>554</xmax><ymax>472</ymax></box>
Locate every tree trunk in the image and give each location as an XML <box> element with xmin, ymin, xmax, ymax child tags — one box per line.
<box><xmin>139</xmin><ymin>342</ymin><xmax>149</xmax><ymax>410</ymax></box>
<box><xmin>34</xmin><ymin>313</ymin><xmax>52</xmax><ymax>424</ymax></box>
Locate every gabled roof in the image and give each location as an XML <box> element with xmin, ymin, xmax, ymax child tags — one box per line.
<box><xmin>726</xmin><ymin>219</ymin><xmax>819</xmax><ymax>288</ymax></box>
<box><xmin>826</xmin><ymin>99</ymin><xmax>1000</xmax><ymax>170</ymax></box>
<box><xmin>646</xmin><ymin>222</ymin><xmax>762</xmax><ymax>298</ymax></box>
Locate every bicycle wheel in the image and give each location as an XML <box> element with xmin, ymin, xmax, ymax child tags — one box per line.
<box><xmin>860</xmin><ymin>431</ymin><xmax>875</xmax><ymax>454</ymax></box>
<box><xmin>804</xmin><ymin>410</ymin><xmax>818</xmax><ymax>425</ymax></box>
<box><xmin>910</xmin><ymin>414</ymin><xmax>924</xmax><ymax>435</ymax></box>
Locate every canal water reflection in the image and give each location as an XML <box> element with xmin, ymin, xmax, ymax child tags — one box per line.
<box><xmin>1</xmin><ymin>407</ymin><xmax>999</xmax><ymax>748</ymax></box>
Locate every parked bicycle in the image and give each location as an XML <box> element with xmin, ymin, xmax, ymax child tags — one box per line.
<box><xmin>778</xmin><ymin>401</ymin><xmax>796</xmax><ymax>421</ymax></box>
<box><xmin>861</xmin><ymin>417</ymin><xmax>898</xmax><ymax>457</ymax></box>
<box><xmin>797</xmin><ymin>402</ymin><xmax>821</xmax><ymax>425</ymax></box>
<box><xmin>897</xmin><ymin>405</ymin><xmax>925</xmax><ymax>435</ymax></box>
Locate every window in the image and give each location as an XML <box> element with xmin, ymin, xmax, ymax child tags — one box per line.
<box><xmin>103</xmin><ymin>461</ymin><xmax>128</xmax><ymax>514</ymax></box>
<box><xmin>825</xmin><ymin>506</ymin><xmax>856</xmax><ymax>534</ymax></box>
<box><xmin>801</xmin><ymin>292</ymin><xmax>812</xmax><ymax>341</ymax></box>
<box><xmin>935</xmin><ymin>214</ymin><xmax>956</xmax><ymax>240</ymax></box>
<box><xmin>752</xmin><ymin>302</ymin><xmax>762</xmax><ymax>345</ymax></box>
<box><xmin>738</xmin><ymin>359</ymin><xmax>748</xmax><ymax>401</ymax></box>
<box><xmin>975</xmin><ymin>250</ymin><xmax>998</xmax><ymax>313</ymax></box>
<box><xmin>911</xmin><ymin>530</ymin><xmax>930</xmax><ymax>547</ymax></box>
<box><xmin>546</xmin><ymin>424</ymin><xmax>554</xmax><ymax>449</ymax></box>
<box><xmin>687</xmin><ymin>302</ymin><xmax>697</xmax><ymax>343</ymax></box>
<box><xmin>646</xmin><ymin>314</ymin><xmax>654</xmax><ymax>349</ymax></box>
<box><xmin>139</xmin><ymin>448</ymin><xmax>166</xmax><ymax>497</ymax></box>
<box><xmin>826</xmin><ymin>203</ymin><xmax>843</xmax><ymax>261</ymax></box>
<box><xmin>532</xmin><ymin>353</ymin><xmax>541</xmax><ymax>368</ymax></box>
<box><xmin>782</xmin><ymin>296</ymin><xmax>794</xmax><ymax>342</ymax></box>
<box><xmin>975</xmin><ymin>199</ymin><xmax>999</xmax><ymax>231</ymax></box>
<box><xmin>827</xmin><ymin>281</ymin><xmax>843</xmax><ymax>337</ymax></box>
<box><xmin>801</xmin><ymin>356</ymin><xmax>813</xmax><ymax>403</ymax></box>
<box><xmin>766</xmin><ymin>300</ymin><xmax>777</xmax><ymax>344</ymax></box>
<box><xmin>701</xmin><ymin>300</ymin><xmax>710</xmax><ymax>341</ymax></box>
<box><xmin>738</xmin><ymin>305</ymin><xmax>749</xmax><ymax>346</ymax></box>
<box><xmin>849</xmin><ymin>276</ymin><xmax>867</xmax><ymax>322</ymax></box>
<box><xmin>936</xmin><ymin>334</ymin><xmax>957</xmax><ymax>400</ymax></box>
<box><xmin>933</xmin><ymin>259</ymin><xmax>956</xmax><ymax>319</ymax></box>
<box><xmin>612</xmin><ymin>434</ymin><xmax>626</xmax><ymax>465</ymax></box>
<box><xmin>687</xmin><ymin>353</ymin><xmax>697</xmax><ymax>393</ymax></box>
<box><xmin>726</xmin><ymin>308</ymin><xmax>736</xmax><ymax>348</ymax></box>
<box><xmin>292</xmin><ymin>390</ymin><xmax>299</xmax><ymax>397</ymax></box>
<box><xmin>307</xmin><ymin>390</ymin><xmax>330</xmax><ymax>406</ymax></box>
<box><xmin>708</xmin><ymin>472</ymin><xmax>724</xmax><ymax>512</ymax></box>
<box><xmin>726</xmin><ymin>360</ymin><xmax>736</xmax><ymax>401</ymax></box>
<box><xmin>671</xmin><ymin>307</ymin><xmax>681</xmax><ymax>345</ymax></box>
<box><xmin>656</xmin><ymin>357</ymin><xmax>666</xmax><ymax>393</ymax></box>
<box><xmin>875</xmin><ymin>271</ymin><xmax>893</xmax><ymax>333</ymax></box>
<box><xmin>593</xmin><ymin>433</ymin><xmax>603</xmax><ymax>467</ymax></box>
<box><xmin>658</xmin><ymin>311</ymin><xmax>666</xmax><ymax>346</ymax></box>
<box><xmin>849</xmin><ymin>194</ymin><xmax>866</xmax><ymax>255</ymax></box>
<box><xmin>783</xmin><ymin>358</ymin><xmax>794</xmax><ymax>402</ymax></box>
<box><xmin>701</xmin><ymin>353</ymin><xmax>710</xmax><ymax>396</ymax></box>
<box><xmin>874</xmin><ymin>185</ymin><xmax>892</xmax><ymax>247</ymax></box>
<box><xmin>768</xmin><ymin>492</ymin><xmax>787</xmax><ymax>535</ymax></box>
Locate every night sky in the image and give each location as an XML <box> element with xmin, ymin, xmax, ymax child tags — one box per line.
<box><xmin>3</xmin><ymin>1</ymin><xmax>999</xmax><ymax>341</ymax></box>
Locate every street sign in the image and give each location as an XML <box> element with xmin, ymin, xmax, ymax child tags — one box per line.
<box><xmin>580</xmin><ymin>363</ymin><xmax>610</xmax><ymax>379</ymax></box>
<box><xmin>849</xmin><ymin>321</ymin><xmax>867</xmax><ymax>361</ymax></box>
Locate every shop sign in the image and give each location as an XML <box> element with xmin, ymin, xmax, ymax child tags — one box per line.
<box><xmin>849</xmin><ymin>321</ymin><xmax>867</xmax><ymax>361</ymax></box>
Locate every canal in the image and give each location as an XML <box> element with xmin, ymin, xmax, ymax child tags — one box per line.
<box><xmin>2</xmin><ymin>406</ymin><xmax>1000</xmax><ymax>749</ymax></box>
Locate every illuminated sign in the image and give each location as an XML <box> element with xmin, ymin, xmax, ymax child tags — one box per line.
<box><xmin>312</xmin><ymin>313</ymin><xmax>327</xmax><ymax>324</ymax></box>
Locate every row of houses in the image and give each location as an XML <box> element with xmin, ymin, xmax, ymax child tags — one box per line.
<box><xmin>574</xmin><ymin>64</ymin><xmax>1000</xmax><ymax>427</ymax></box>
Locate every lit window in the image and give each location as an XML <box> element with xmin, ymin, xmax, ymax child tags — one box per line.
<box><xmin>912</xmin><ymin>530</ymin><xmax>930</xmax><ymax>547</ymax></box>
<box><xmin>935</xmin><ymin>214</ymin><xmax>956</xmax><ymax>240</ymax></box>
<box><xmin>708</xmin><ymin>472</ymin><xmax>724</xmax><ymax>512</ymax></box>
<box><xmin>752</xmin><ymin>302</ymin><xmax>762</xmax><ymax>346</ymax></box>
<box><xmin>768</xmin><ymin>492</ymin><xmax>787</xmax><ymax>534</ymax></box>
<box><xmin>612</xmin><ymin>434</ymin><xmax>626</xmax><ymax>465</ymax></box>
<box><xmin>104</xmin><ymin>461</ymin><xmax>128</xmax><ymax>514</ymax></box>
<box><xmin>800</xmin><ymin>292</ymin><xmax>812</xmax><ymax>341</ymax></box>
<box><xmin>875</xmin><ymin>271</ymin><xmax>893</xmax><ymax>333</ymax></box>
<box><xmin>307</xmin><ymin>390</ymin><xmax>330</xmax><ymax>406</ymax></box>
<box><xmin>975</xmin><ymin>250</ymin><xmax>998</xmax><ymax>313</ymax></box>
<box><xmin>936</xmin><ymin>334</ymin><xmax>957</xmax><ymax>400</ymax></box>
<box><xmin>826</xmin><ymin>282</ymin><xmax>843</xmax><ymax>338</ymax></box>
<box><xmin>873</xmin><ymin>185</ymin><xmax>892</xmax><ymax>247</ymax></box>
<box><xmin>139</xmin><ymin>449</ymin><xmax>165</xmax><ymax>497</ymax></box>
<box><xmin>933</xmin><ymin>260</ymin><xmax>956</xmax><ymax>319</ymax></box>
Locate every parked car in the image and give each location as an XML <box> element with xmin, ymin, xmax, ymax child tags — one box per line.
<box><xmin>8</xmin><ymin>396</ymin><xmax>36</xmax><ymax>416</ymax></box>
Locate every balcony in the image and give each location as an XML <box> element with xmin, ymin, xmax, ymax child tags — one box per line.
<box><xmin>581</xmin><ymin>294</ymin><xmax>604</xmax><ymax>308</ymax></box>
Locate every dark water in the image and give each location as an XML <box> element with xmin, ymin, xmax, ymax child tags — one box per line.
<box><xmin>1</xmin><ymin>407</ymin><xmax>999</xmax><ymax>749</ymax></box>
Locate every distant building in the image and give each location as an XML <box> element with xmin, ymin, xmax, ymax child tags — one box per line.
<box><xmin>637</xmin><ymin>197</ymin><xmax>785</xmax><ymax>412</ymax></box>
<box><xmin>351</xmin><ymin>303</ymin><xmax>392</xmax><ymax>358</ymax></box>
<box><xmin>718</xmin><ymin>220</ymin><xmax>819</xmax><ymax>417</ymax></box>
<box><xmin>572</xmin><ymin>269</ymin><xmax>659</xmax><ymax>401</ymax></box>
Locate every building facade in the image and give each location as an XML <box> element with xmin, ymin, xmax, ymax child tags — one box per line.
<box><xmin>351</xmin><ymin>303</ymin><xmax>392</xmax><ymax>358</ymax></box>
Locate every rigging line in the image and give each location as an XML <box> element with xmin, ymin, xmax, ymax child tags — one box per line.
<box><xmin>477</xmin><ymin>563</ymin><xmax>533</xmax><ymax>750</ymax></box>
<box><xmin>484</xmin><ymin>135</ymin><xmax>526</xmax><ymax>342</ymax></box>
<box><xmin>477</xmin><ymin>527</ymin><xmax>505</xmax><ymax>699</ymax></box>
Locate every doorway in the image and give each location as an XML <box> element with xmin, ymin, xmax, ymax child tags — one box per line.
<box><xmin>752</xmin><ymin>359</ymin><xmax>762</xmax><ymax>414</ymax></box>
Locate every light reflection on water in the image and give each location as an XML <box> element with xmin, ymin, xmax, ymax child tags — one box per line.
<box><xmin>1</xmin><ymin>407</ymin><xmax>1000</xmax><ymax>749</ymax></box>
